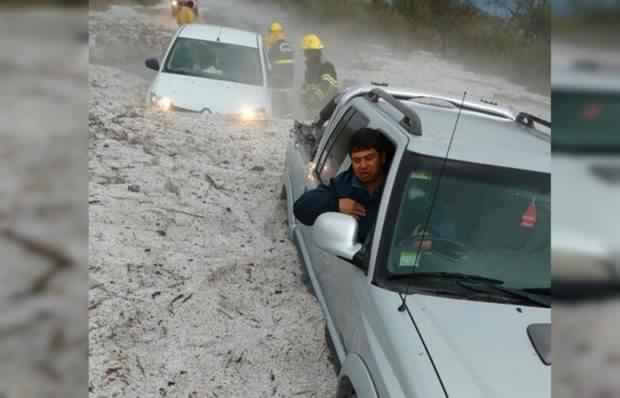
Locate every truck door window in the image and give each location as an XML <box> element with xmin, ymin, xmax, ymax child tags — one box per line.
<box><xmin>317</xmin><ymin>110</ymin><xmax>369</xmax><ymax>185</ymax></box>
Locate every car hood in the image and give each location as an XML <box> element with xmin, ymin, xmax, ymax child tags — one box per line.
<box><xmin>150</xmin><ymin>72</ymin><xmax>270</xmax><ymax>114</ymax></box>
<box><xmin>552</xmin><ymin>154</ymin><xmax>620</xmax><ymax>278</ymax></box>
<box><xmin>369</xmin><ymin>290</ymin><xmax>550</xmax><ymax>398</ymax></box>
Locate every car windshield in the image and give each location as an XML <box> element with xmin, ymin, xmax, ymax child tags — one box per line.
<box><xmin>164</xmin><ymin>37</ymin><xmax>263</xmax><ymax>86</ymax></box>
<box><xmin>376</xmin><ymin>153</ymin><xmax>550</xmax><ymax>291</ymax></box>
<box><xmin>552</xmin><ymin>90</ymin><xmax>620</xmax><ymax>151</ymax></box>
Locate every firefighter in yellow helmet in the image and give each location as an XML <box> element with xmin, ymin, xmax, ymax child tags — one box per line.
<box><xmin>264</xmin><ymin>22</ymin><xmax>284</xmax><ymax>49</ymax></box>
<box><xmin>176</xmin><ymin>0</ymin><xmax>197</xmax><ymax>26</ymax></box>
<box><xmin>265</xmin><ymin>22</ymin><xmax>294</xmax><ymax>117</ymax></box>
<box><xmin>301</xmin><ymin>33</ymin><xmax>338</xmax><ymax>118</ymax></box>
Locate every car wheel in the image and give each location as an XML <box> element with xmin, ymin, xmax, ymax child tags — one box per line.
<box><xmin>324</xmin><ymin>325</ymin><xmax>341</xmax><ymax>374</ymax></box>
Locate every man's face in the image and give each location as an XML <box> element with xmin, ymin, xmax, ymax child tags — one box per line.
<box><xmin>351</xmin><ymin>147</ymin><xmax>385</xmax><ymax>184</ymax></box>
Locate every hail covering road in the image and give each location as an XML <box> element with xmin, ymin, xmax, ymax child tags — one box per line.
<box><xmin>1</xmin><ymin>9</ymin><xmax>88</xmax><ymax>398</ymax></box>
<box><xmin>88</xmin><ymin>1</ymin><xmax>559</xmax><ymax>397</ymax></box>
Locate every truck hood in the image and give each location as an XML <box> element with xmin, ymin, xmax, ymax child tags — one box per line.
<box><xmin>364</xmin><ymin>292</ymin><xmax>551</xmax><ymax>398</ymax></box>
<box><xmin>389</xmin><ymin>294</ymin><xmax>551</xmax><ymax>398</ymax></box>
<box><xmin>150</xmin><ymin>72</ymin><xmax>270</xmax><ymax>115</ymax></box>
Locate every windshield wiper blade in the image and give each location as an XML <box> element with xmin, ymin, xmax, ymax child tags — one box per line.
<box><xmin>522</xmin><ymin>287</ymin><xmax>550</xmax><ymax>295</ymax></box>
<box><xmin>457</xmin><ymin>281</ymin><xmax>551</xmax><ymax>307</ymax></box>
<box><xmin>166</xmin><ymin>69</ymin><xmax>195</xmax><ymax>77</ymax></box>
<box><xmin>387</xmin><ymin>271</ymin><xmax>504</xmax><ymax>284</ymax></box>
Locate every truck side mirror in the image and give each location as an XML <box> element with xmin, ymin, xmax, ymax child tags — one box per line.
<box><xmin>313</xmin><ymin>212</ymin><xmax>362</xmax><ymax>260</ymax></box>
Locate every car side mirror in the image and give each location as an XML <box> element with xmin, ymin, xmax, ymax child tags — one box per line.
<box><xmin>145</xmin><ymin>57</ymin><xmax>160</xmax><ymax>71</ymax></box>
<box><xmin>313</xmin><ymin>212</ymin><xmax>362</xmax><ymax>261</ymax></box>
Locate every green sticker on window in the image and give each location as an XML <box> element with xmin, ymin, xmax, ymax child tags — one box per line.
<box><xmin>400</xmin><ymin>251</ymin><xmax>418</xmax><ymax>267</ymax></box>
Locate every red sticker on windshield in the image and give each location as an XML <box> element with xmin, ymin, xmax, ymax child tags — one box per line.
<box><xmin>521</xmin><ymin>200</ymin><xmax>537</xmax><ymax>228</ymax></box>
<box><xmin>582</xmin><ymin>103</ymin><xmax>602</xmax><ymax>120</ymax></box>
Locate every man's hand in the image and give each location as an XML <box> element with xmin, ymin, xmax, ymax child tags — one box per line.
<box><xmin>338</xmin><ymin>198</ymin><xmax>367</xmax><ymax>219</ymax></box>
<box><xmin>413</xmin><ymin>224</ymin><xmax>433</xmax><ymax>251</ymax></box>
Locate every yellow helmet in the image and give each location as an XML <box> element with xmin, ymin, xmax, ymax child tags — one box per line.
<box><xmin>270</xmin><ymin>22</ymin><xmax>283</xmax><ymax>33</ymax></box>
<box><xmin>302</xmin><ymin>33</ymin><xmax>324</xmax><ymax>50</ymax></box>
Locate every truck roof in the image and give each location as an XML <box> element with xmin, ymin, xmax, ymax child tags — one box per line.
<box><xmin>401</xmin><ymin>99</ymin><xmax>550</xmax><ymax>174</ymax></box>
<box><xmin>342</xmin><ymin>85</ymin><xmax>550</xmax><ymax>174</ymax></box>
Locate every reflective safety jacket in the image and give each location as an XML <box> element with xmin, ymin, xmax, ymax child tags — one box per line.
<box><xmin>176</xmin><ymin>6</ymin><xmax>196</xmax><ymax>26</ymax></box>
<box><xmin>302</xmin><ymin>60</ymin><xmax>338</xmax><ymax>107</ymax></box>
<box><xmin>268</xmin><ymin>38</ymin><xmax>294</xmax><ymax>89</ymax></box>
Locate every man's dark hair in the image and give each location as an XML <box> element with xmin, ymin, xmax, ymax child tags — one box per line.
<box><xmin>349</xmin><ymin>128</ymin><xmax>387</xmax><ymax>156</ymax></box>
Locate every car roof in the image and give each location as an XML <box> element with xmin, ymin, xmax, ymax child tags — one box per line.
<box><xmin>178</xmin><ymin>24</ymin><xmax>260</xmax><ymax>48</ymax></box>
<box><xmin>341</xmin><ymin>86</ymin><xmax>550</xmax><ymax>174</ymax></box>
<box><xmin>375</xmin><ymin>85</ymin><xmax>519</xmax><ymax>120</ymax></box>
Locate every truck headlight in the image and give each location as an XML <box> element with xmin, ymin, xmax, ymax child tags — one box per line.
<box><xmin>151</xmin><ymin>94</ymin><xmax>173</xmax><ymax>112</ymax></box>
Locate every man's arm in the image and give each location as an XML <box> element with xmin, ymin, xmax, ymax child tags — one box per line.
<box><xmin>412</xmin><ymin>215</ymin><xmax>458</xmax><ymax>251</ymax></box>
<box><xmin>319</xmin><ymin>62</ymin><xmax>339</xmax><ymax>99</ymax></box>
<box><xmin>293</xmin><ymin>183</ymin><xmax>339</xmax><ymax>226</ymax></box>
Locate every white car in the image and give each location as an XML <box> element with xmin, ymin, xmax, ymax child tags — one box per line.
<box><xmin>145</xmin><ymin>24</ymin><xmax>271</xmax><ymax>122</ymax></box>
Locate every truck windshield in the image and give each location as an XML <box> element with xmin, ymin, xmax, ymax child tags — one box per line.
<box><xmin>375</xmin><ymin>152</ymin><xmax>550</xmax><ymax>292</ymax></box>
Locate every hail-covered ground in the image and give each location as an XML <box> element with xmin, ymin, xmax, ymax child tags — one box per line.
<box><xmin>88</xmin><ymin>61</ymin><xmax>337</xmax><ymax>397</ymax></box>
<box><xmin>87</xmin><ymin>2</ymin><xmax>620</xmax><ymax>398</ymax></box>
<box><xmin>1</xmin><ymin>9</ymin><xmax>88</xmax><ymax>398</ymax></box>
<box><xmin>89</xmin><ymin>3</ymin><xmax>343</xmax><ymax>394</ymax></box>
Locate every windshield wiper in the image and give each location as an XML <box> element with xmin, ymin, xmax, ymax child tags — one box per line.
<box><xmin>457</xmin><ymin>281</ymin><xmax>551</xmax><ymax>307</ymax></box>
<box><xmin>522</xmin><ymin>287</ymin><xmax>550</xmax><ymax>295</ymax></box>
<box><xmin>165</xmin><ymin>68</ymin><xmax>195</xmax><ymax>77</ymax></box>
<box><xmin>386</xmin><ymin>271</ymin><xmax>504</xmax><ymax>284</ymax></box>
<box><xmin>374</xmin><ymin>278</ymin><xmax>483</xmax><ymax>304</ymax></box>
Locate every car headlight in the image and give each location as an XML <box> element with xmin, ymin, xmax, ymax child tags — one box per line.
<box><xmin>150</xmin><ymin>94</ymin><xmax>173</xmax><ymax>112</ymax></box>
<box><xmin>237</xmin><ymin>106</ymin><xmax>267</xmax><ymax>122</ymax></box>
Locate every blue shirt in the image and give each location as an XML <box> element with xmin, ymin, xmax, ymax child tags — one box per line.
<box><xmin>293</xmin><ymin>168</ymin><xmax>384</xmax><ymax>243</ymax></box>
